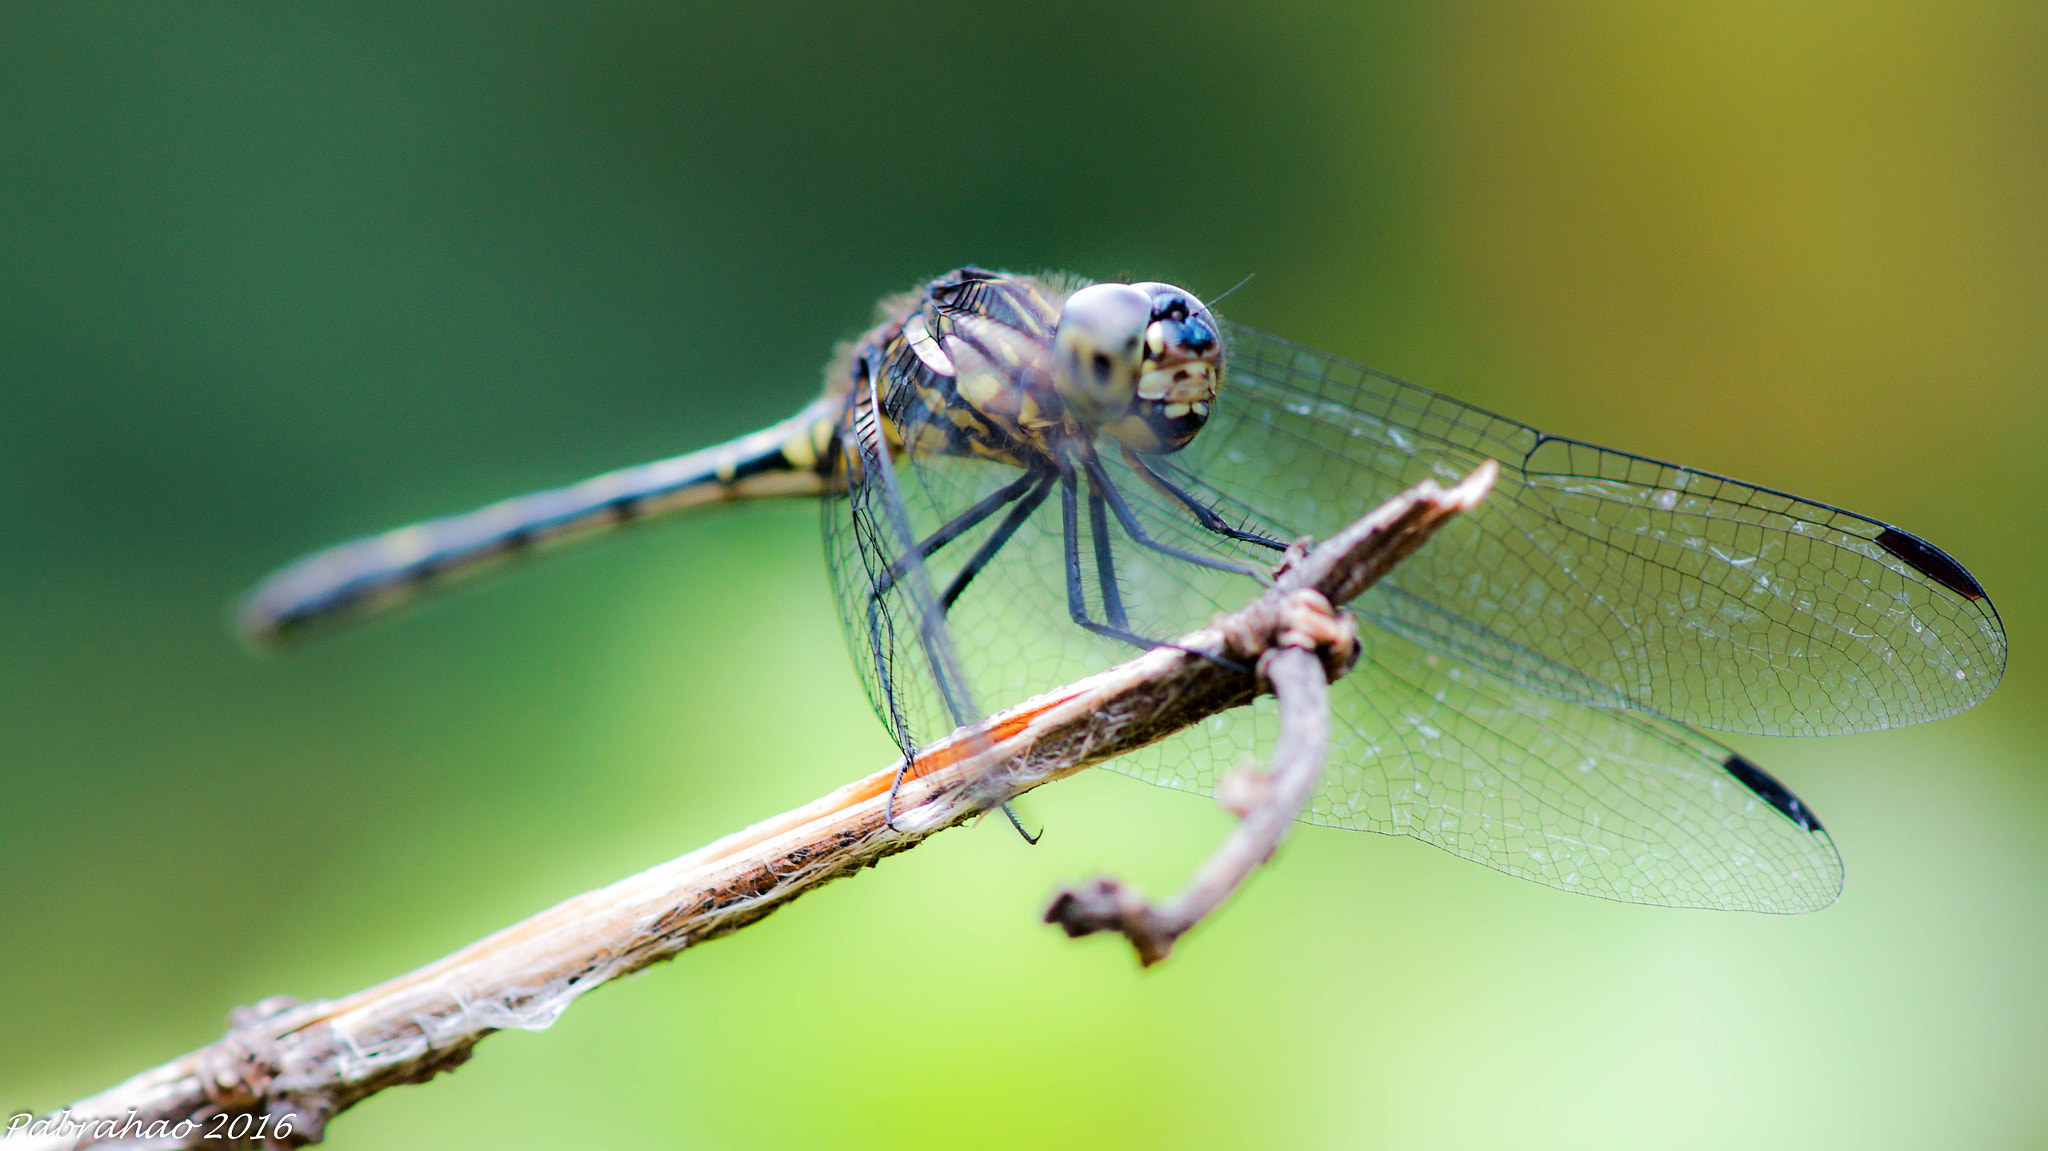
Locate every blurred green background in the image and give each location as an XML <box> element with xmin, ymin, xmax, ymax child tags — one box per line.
<box><xmin>3</xmin><ymin>3</ymin><xmax>2044</xmax><ymax>1148</ymax></box>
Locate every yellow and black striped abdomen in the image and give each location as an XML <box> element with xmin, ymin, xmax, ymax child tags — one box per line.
<box><xmin>238</xmin><ymin>399</ymin><xmax>841</xmax><ymax>646</ymax></box>
<box><xmin>240</xmin><ymin>268</ymin><xmax>1076</xmax><ymax>648</ymax></box>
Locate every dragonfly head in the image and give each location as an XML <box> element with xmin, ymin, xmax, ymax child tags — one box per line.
<box><xmin>1053</xmin><ymin>281</ymin><xmax>1222</xmax><ymax>454</ymax></box>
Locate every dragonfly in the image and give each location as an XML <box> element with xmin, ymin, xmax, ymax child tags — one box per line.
<box><xmin>240</xmin><ymin>267</ymin><xmax>2007</xmax><ymax>914</ymax></box>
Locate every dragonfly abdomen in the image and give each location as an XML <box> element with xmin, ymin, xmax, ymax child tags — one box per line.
<box><xmin>237</xmin><ymin>399</ymin><xmax>841</xmax><ymax>646</ymax></box>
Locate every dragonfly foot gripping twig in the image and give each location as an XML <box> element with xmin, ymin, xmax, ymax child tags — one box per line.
<box><xmin>11</xmin><ymin>464</ymin><xmax>1494</xmax><ymax>1151</ymax></box>
<box><xmin>1042</xmin><ymin>463</ymin><xmax>1506</xmax><ymax>966</ymax></box>
<box><xmin>1043</xmin><ymin>587</ymin><xmax>1357</xmax><ymax>966</ymax></box>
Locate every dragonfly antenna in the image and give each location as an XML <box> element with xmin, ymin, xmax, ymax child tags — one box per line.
<box><xmin>1207</xmin><ymin>272</ymin><xmax>1256</xmax><ymax>308</ymax></box>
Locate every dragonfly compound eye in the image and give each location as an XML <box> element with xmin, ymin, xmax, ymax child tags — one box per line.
<box><xmin>1100</xmin><ymin>282</ymin><xmax>1222</xmax><ymax>453</ymax></box>
<box><xmin>1053</xmin><ymin>282</ymin><xmax>1151</xmax><ymax>427</ymax></box>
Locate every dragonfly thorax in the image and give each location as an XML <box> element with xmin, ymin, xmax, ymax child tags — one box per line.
<box><xmin>867</xmin><ymin>270</ymin><xmax>1224</xmax><ymax>469</ymax></box>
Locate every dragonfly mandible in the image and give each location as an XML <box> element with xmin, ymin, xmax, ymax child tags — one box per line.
<box><xmin>240</xmin><ymin>267</ymin><xmax>2007</xmax><ymax>913</ymax></box>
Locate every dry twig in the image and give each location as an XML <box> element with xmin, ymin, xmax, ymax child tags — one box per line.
<box><xmin>11</xmin><ymin>462</ymin><xmax>1495</xmax><ymax>1151</ymax></box>
<box><xmin>1044</xmin><ymin>460</ymin><xmax>1499</xmax><ymax>964</ymax></box>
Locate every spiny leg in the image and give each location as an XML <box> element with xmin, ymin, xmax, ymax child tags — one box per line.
<box><xmin>1088</xmin><ymin>481</ymin><xmax>1130</xmax><ymax>630</ymax></box>
<box><xmin>846</xmin><ymin>357</ymin><xmax>985</xmax><ymax>827</ymax></box>
<box><xmin>868</xmin><ymin>465</ymin><xmax>1051</xmax><ymax>713</ymax></box>
<box><xmin>868</xmin><ymin>466</ymin><xmax>1046</xmax><ymax>606</ymax></box>
<box><xmin>1121</xmin><ymin>447</ymin><xmax>1289</xmax><ymax>552</ymax></box>
<box><xmin>934</xmin><ymin>468</ymin><xmax>1057</xmax><ymax>612</ymax></box>
<box><xmin>870</xmin><ymin>468</ymin><xmax>1044</xmax><ymax>681</ymax></box>
<box><xmin>1084</xmin><ymin>456</ymin><xmax>1275</xmax><ymax>584</ymax></box>
<box><xmin>999</xmin><ymin>801</ymin><xmax>1043</xmax><ymax>845</ymax></box>
<box><xmin>874</xmin><ymin>465</ymin><xmax>1054</xmax><ymax>842</ymax></box>
<box><xmin>1059</xmin><ymin>466</ymin><xmax>1192</xmax><ymax>651</ymax></box>
<box><xmin>1063</xmin><ymin>461</ymin><xmax>1256</xmax><ymax>675</ymax></box>
<box><xmin>920</xmin><ymin>468</ymin><xmax>1062</xmax><ymax>839</ymax></box>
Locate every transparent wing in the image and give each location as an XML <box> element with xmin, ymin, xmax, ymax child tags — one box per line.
<box><xmin>1128</xmin><ymin>628</ymin><xmax>1841</xmax><ymax>912</ymax></box>
<box><xmin>1158</xmin><ymin>323</ymin><xmax>2010</xmax><ymax>737</ymax></box>
<box><xmin>821</xmin><ymin>403</ymin><xmax>1274</xmax><ymax>762</ymax></box>
<box><xmin>822</xmin><ymin>432</ymin><xmax>1842</xmax><ymax>911</ymax></box>
<box><xmin>820</xmin><ymin>385</ymin><xmax>991</xmax><ymax>760</ymax></box>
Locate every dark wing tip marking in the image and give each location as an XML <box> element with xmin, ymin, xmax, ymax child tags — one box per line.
<box><xmin>1722</xmin><ymin>753</ymin><xmax>1826</xmax><ymax>834</ymax></box>
<box><xmin>1876</xmin><ymin>527</ymin><xmax>1988</xmax><ymax>601</ymax></box>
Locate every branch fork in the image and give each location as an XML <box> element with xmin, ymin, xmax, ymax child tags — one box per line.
<box><xmin>15</xmin><ymin>461</ymin><xmax>1496</xmax><ymax>1150</ymax></box>
<box><xmin>1042</xmin><ymin>585</ymin><xmax>1356</xmax><ymax>967</ymax></box>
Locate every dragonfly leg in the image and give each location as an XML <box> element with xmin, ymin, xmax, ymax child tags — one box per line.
<box><xmin>868</xmin><ymin>466</ymin><xmax>1047</xmax><ymax>605</ymax></box>
<box><xmin>877</xmin><ymin>462</ymin><xmax>1052</xmax><ymax>839</ymax></box>
<box><xmin>932</xmin><ymin>469</ymin><xmax>1057</xmax><ymax>611</ymax></box>
<box><xmin>1060</xmin><ymin>465</ymin><xmax>1254</xmax><ymax>674</ymax></box>
<box><xmin>853</xmin><ymin>428</ymin><xmax>1048</xmax><ymax>827</ymax></box>
<box><xmin>1088</xmin><ymin>482</ymin><xmax>1130</xmax><ymax>630</ymax></box>
<box><xmin>1059</xmin><ymin>467</ymin><xmax>1219</xmax><ymax>654</ymax></box>
<box><xmin>1121</xmin><ymin>447</ymin><xmax>1289</xmax><ymax>552</ymax></box>
<box><xmin>999</xmin><ymin>801</ymin><xmax>1042</xmax><ymax>844</ymax></box>
<box><xmin>1084</xmin><ymin>456</ymin><xmax>1275</xmax><ymax>584</ymax></box>
<box><xmin>874</xmin><ymin>467</ymin><xmax>1055</xmax><ymax>823</ymax></box>
<box><xmin>847</xmin><ymin>356</ymin><xmax>985</xmax><ymax>830</ymax></box>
